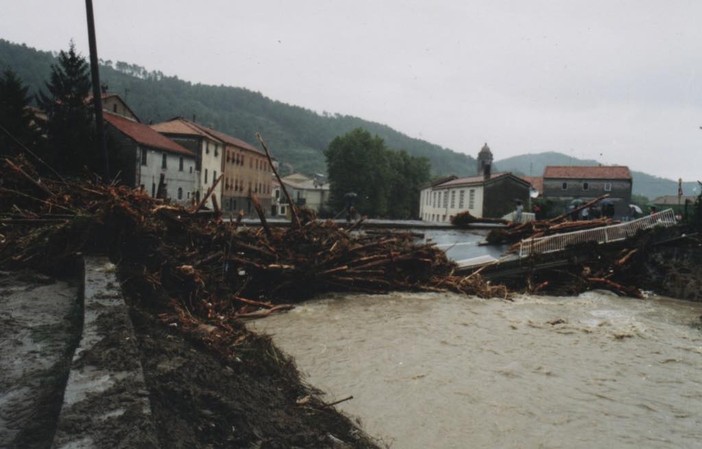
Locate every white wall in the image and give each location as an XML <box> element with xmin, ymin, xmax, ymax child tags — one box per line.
<box><xmin>419</xmin><ymin>185</ymin><xmax>485</xmax><ymax>222</ymax></box>
<box><xmin>137</xmin><ymin>146</ymin><xmax>198</xmax><ymax>205</ymax></box>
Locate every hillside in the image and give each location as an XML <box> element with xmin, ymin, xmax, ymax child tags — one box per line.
<box><xmin>0</xmin><ymin>39</ymin><xmax>475</xmax><ymax>177</ymax></box>
<box><xmin>496</xmin><ymin>152</ymin><xmax>698</xmax><ymax>200</ymax></box>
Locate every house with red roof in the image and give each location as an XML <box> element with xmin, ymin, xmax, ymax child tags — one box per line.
<box><xmin>103</xmin><ymin>111</ymin><xmax>197</xmax><ymax>205</ymax></box>
<box><xmin>542</xmin><ymin>166</ymin><xmax>632</xmax><ymax>218</ymax></box>
<box><xmin>189</xmin><ymin>122</ymin><xmax>272</xmax><ymax>216</ymax></box>
<box><xmin>150</xmin><ymin>118</ymin><xmax>225</xmax><ymax>211</ymax></box>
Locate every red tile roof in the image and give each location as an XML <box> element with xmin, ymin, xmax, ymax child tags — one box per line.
<box><xmin>104</xmin><ymin>112</ymin><xmax>195</xmax><ymax>157</ymax></box>
<box><xmin>543</xmin><ymin>166</ymin><xmax>631</xmax><ymax>180</ymax></box>
<box><xmin>151</xmin><ymin>118</ymin><xmax>223</xmax><ymax>141</ymax></box>
<box><xmin>151</xmin><ymin>118</ymin><xmax>261</xmax><ymax>154</ymax></box>
<box><xmin>190</xmin><ymin>123</ymin><xmax>262</xmax><ymax>154</ymax></box>
<box><xmin>521</xmin><ymin>176</ymin><xmax>544</xmax><ymax>193</ymax></box>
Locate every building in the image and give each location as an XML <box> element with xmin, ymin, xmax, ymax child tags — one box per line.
<box><xmin>542</xmin><ymin>166</ymin><xmax>632</xmax><ymax>218</ymax></box>
<box><xmin>195</xmin><ymin>126</ymin><xmax>272</xmax><ymax>216</ymax></box>
<box><xmin>151</xmin><ymin>118</ymin><xmax>271</xmax><ymax>215</ymax></box>
<box><xmin>151</xmin><ymin>118</ymin><xmax>224</xmax><ymax>210</ymax></box>
<box><xmin>279</xmin><ymin>173</ymin><xmax>329</xmax><ymax>214</ymax></box>
<box><xmin>103</xmin><ymin>111</ymin><xmax>197</xmax><ymax>205</ymax></box>
<box><xmin>420</xmin><ymin>172</ymin><xmax>531</xmax><ymax>223</ymax></box>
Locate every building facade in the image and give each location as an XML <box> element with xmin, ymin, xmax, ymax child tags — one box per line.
<box><xmin>420</xmin><ymin>172</ymin><xmax>531</xmax><ymax>223</ymax></box>
<box><xmin>151</xmin><ymin>118</ymin><xmax>224</xmax><ymax>210</ymax></box>
<box><xmin>280</xmin><ymin>173</ymin><xmax>329</xmax><ymax>214</ymax></box>
<box><xmin>102</xmin><ymin>109</ymin><xmax>197</xmax><ymax>206</ymax></box>
<box><xmin>542</xmin><ymin>166</ymin><xmax>633</xmax><ymax>218</ymax></box>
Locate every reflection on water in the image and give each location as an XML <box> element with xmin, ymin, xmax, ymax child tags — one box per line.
<box><xmin>249</xmin><ymin>292</ymin><xmax>702</xmax><ymax>449</ymax></box>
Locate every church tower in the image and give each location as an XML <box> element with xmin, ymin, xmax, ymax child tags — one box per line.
<box><xmin>477</xmin><ymin>142</ymin><xmax>493</xmax><ymax>179</ymax></box>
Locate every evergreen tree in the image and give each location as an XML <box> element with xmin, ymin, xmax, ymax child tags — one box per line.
<box><xmin>0</xmin><ymin>69</ymin><xmax>42</xmax><ymax>157</ymax></box>
<box><xmin>37</xmin><ymin>42</ymin><xmax>95</xmax><ymax>176</ymax></box>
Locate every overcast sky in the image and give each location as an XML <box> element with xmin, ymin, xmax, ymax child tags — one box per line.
<box><xmin>3</xmin><ymin>0</ymin><xmax>702</xmax><ymax>183</ymax></box>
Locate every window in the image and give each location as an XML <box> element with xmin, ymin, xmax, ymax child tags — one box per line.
<box><xmin>113</xmin><ymin>104</ymin><xmax>118</xmax><ymax>113</ymax></box>
<box><xmin>468</xmin><ymin>189</ymin><xmax>475</xmax><ymax>209</ymax></box>
<box><xmin>562</xmin><ymin>182</ymin><xmax>568</xmax><ymax>190</ymax></box>
<box><xmin>450</xmin><ymin>190</ymin><xmax>456</xmax><ymax>208</ymax></box>
<box><xmin>177</xmin><ymin>187</ymin><xmax>183</xmax><ymax>200</ymax></box>
<box><xmin>214</xmin><ymin>144</ymin><xmax>219</xmax><ymax>157</ymax></box>
<box><xmin>582</xmin><ymin>182</ymin><xmax>589</xmax><ymax>190</ymax></box>
<box><xmin>205</xmin><ymin>142</ymin><xmax>210</xmax><ymax>154</ymax></box>
<box><xmin>161</xmin><ymin>153</ymin><xmax>167</xmax><ymax>169</ymax></box>
<box><xmin>459</xmin><ymin>190</ymin><xmax>465</xmax><ymax>208</ymax></box>
<box><xmin>141</xmin><ymin>149</ymin><xmax>147</xmax><ymax>166</ymax></box>
<box><xmin>604</xmin><ymin>182</ymin><xmax>612</xmax><ymax>192</ymax></box>
<box><xmin>179</xmin><ymin>157</ymin><xmax>184</xmax><ymax>171</ymax></box>
<box><xmin>213</xmin><ymin>171</ymin><xmax>217</xmax><ymax>185</ymax></box>
<box><xmin>205</xmin><ymin>169</ymin><xmax>208</xmax><ymax>184</ymax></box>
<box><xmin>443</xmin><ymin>191</ymin><xmax>448</xmax><ymax>208</ymax></box>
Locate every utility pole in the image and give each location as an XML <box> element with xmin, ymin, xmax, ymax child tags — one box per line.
<box><xmin>85</xmin><ymin>0</ymin><xmax>109</xmax><ymax>180</ymax></box>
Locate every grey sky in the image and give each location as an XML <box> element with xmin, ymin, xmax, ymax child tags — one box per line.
<box><xmin>3</xmin><ymin>0</ymin><xmax>702</xmax><ymax>182</ymax></box>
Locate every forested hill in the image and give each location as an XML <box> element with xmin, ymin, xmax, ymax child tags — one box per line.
<box><xmin>0</xmin><ymin>39</ymin><xmax>475</xmax><ymax>177</ymax></box>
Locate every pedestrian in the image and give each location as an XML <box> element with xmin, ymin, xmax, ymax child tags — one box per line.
<box><xmin>515</xmin><ymin>200</ymin><xmax>523</xmax><ymax>223</ymax></box>
<box><xmin>580</xmin><ymin>207</ymin><xmax>590</xmax><ymax>220</ymax></box>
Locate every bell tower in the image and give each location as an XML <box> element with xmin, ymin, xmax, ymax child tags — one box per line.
<box><xmin>477</xmin><ymin>142</ymin><xmax>493</xmax><ymax>179</ymax></box>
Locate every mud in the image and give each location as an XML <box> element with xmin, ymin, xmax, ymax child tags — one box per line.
<box><xmin>0</xmin><ymin>270</ymin><xmax>82</xmax><ymax>449</ymax></box>
<box><xmin>3</xmin><ymin>266</ymin><xmax>381</xmax><ymax>448</ymax></box>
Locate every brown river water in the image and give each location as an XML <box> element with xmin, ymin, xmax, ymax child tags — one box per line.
<box><xmin>249</xmin><ymin>291</ymin><xmax>702</xmax><ymax>448</ymax></box>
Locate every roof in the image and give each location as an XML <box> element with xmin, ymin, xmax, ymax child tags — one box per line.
<box><xmin>151</xmin><ymin>118</ymin><xmax>261</xmax><ymax>154</ymax></box>
<box><xmin>543</xmin><ymin>166</ymin><xmax>631</xmax><ymax>180</ymax></box>
<box><xmin>151</xmin><ymin>118</ymin><xmax>224</xmax><ymax>142</ymax></box>
<box><xmin>521</xmin><ymin>176</ymin><xmax>544</xmax><ymax>193</ymax></box>
<box><xmin>652</xmin><ymin>195</ymin><xmax>698</xmax><ymax>205</ymax></box>
<box><xmin>433</xmin><ymin>172</ymin><xmax>530</xmax><ymax>189</ymax></box>
<box><xmin>103</xmin><ymin>112</ymin><xmax>195</xmax><ymax>157</ymax></box>
<box><xmin>281</xmin><ymin>173</ymin><xmax>328</xmax><ymax>190</ymax></box>
<box><xmin>190</xmin><ymin>123</ymin><xmax>262</xmax><ymax>154</ymax></box>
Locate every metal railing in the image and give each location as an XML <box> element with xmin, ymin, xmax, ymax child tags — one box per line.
<box><xmin>518</xmin><ymin>208</ymin><xmax>677</xmax><ymax>257</ymax></box>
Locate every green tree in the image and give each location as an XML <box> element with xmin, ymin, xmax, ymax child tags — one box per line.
<box><xmin>0</xmin><ymin>69</ymin><xmax>42</xmax><ymax>157</ymax></box>
<box><xmin>325</xmin><ymin>128</ymin><xmax>430</xmax><ymax>218</ymax></box>
<box><xmin>37</xmin><ymin>42</ymin><xmax>95</xmax><ymax>176</ymax></box>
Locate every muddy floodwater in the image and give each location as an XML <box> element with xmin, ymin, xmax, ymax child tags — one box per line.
<box><xmin>250</xmin><ymin>291</ymin><xmax>702</xmax><ymax>449</ymax></box>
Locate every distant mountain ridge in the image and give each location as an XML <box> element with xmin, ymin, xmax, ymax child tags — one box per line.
<box><xmin>1</xmin><ymin>39</ymin><xmax>693</xmax><ymax>199</ymax></box>
<box><xmin>496</xmin><ymin>152</ymin><xmax>699</xmax><ymax>200</ymax></box>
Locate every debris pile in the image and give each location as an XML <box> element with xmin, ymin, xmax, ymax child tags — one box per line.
<box><xmin>485</xmin><ymin>194</ymin><xmax>614</xmax><ymax>246</ymax></box>
<box><xmin>1</xmin><ymin>154</ymin><xmax>510</xmax><ymax>354</ymax></box>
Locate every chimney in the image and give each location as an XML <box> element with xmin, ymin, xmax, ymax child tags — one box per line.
<box><xmin>483</xmin><ymin>163</ymin><xmax>491</xmax><ymax>180</ymax></box>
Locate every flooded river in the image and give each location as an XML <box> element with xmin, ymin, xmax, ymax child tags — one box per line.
<box><xmin>249</xmin><ymin>291</ymin><xmax>702</xmax><ymax>448</ymax></box>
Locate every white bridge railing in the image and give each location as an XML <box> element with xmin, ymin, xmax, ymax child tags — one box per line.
<box><xmin>518</xmin><ymin>208</ymin><xmax>677</xmax><ymax>258</ymax></box>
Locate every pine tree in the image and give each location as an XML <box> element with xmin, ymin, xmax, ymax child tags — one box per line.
<box><xmin>37</xmin><ymin>41</ymin><xmax>95</xmax><ymax>176</ymax></box>
<box><xmin>0</xmin><ymin>69</ymin><xmax>42</xmax><ymax>157</ymax></box>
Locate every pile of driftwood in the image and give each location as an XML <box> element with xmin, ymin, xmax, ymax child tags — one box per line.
<box><xmin>451</xmin><ymin>210</ymin><xmax>507</xmax><ymax>227</ymax></box>
<box><xmin>1</xmin><ymin>155</ymin><xmax>509</xmax><ymax>328</ymax></box>
<box><xmin>485</xmin><ymin>195</ymin><xmax>614</xmax><ymax>246</ymax></box>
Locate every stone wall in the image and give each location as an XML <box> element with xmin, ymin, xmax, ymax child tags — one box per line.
<box><xmin>642</xmin><ymin>244</ymin><xmax>702</xmax><ymax>301</ymax></box>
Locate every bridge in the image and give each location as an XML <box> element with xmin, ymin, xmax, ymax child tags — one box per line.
<box><xmin>516</xmin><ymin>208</ymin><xmax>677</xmax><ymax>257</ymax></box>
<box><xmin>454</xmin><ymin>208</ymin><xmax>678</xmax><ymax>273</ymax></box>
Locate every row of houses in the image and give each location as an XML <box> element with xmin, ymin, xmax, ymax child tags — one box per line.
<box><xmin>101</xmin><ymin>94</ymin><xmax>274</xmax><ymax>214</ymax></box>
<box><xmin>101</xmin><ymin>97</ymin><xmax>656</xmax><ymax>223</ymax></box>
<box><xmin>419</xmin><ymin>143</ymin><xmax>637</xmax><ymax>223</ymax></box>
